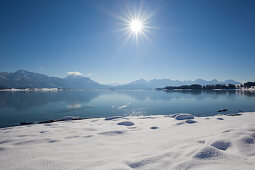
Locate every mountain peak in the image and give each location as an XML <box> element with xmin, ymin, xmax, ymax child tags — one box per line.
<box><xmin>67</xmin><ymin>74</ymin><xmax>82</xmax><ymax>78</ymax></box>
<box><xmin>129</xmin><ymin>79</ymin><xmax>148</xmax><ymax>84</ymax></box>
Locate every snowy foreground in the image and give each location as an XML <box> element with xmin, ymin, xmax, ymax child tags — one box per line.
<box><xmin>1</xmin><ymin>113</ymin><xmax>255</xmax><ymax>170</ymax></box>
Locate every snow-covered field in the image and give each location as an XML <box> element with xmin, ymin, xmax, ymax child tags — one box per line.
<box><xmin>1</xmin><ymin>112</ymin><xmax>255</xmax><ymax>170</ymax></box>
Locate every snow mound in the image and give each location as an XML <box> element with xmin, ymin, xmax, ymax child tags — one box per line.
<box><xmin>0</xmin><ymin>147</ymin><xmax>7</xmax><ymax>152</ymax></box>
<box><xmin>185</xmin><ymin>119</ymin><xmax>197</xmax><ymax>124</ymax></box>
<box><xmin>99</xmin><ymin>130</ymin><xmax>125</xmax><ymax>135</ymax></box>
<box><xmin>211</xmin><ymin>140</ymin><xmax>231</xmax><ymax>150</ymax></box>
<box><xmin>194</xmin><ymin>146</ymin><xmax>224</xmax><ymax>160</ymax></box>
<box><xmin>13</xmin><ymin>138</ymin><xmax>59</xmax><ymax>145</ymax></box>
<box><xmin>175</xmin><ymin>113</ymin><xmax>194</xmax><ymax>120</ymax></box>
<box><xmin>237</xmin><ymin>135</ymin><xmax>255</xmax><ymax>154</ymax></box>
<box><xmin>105</xmin><ymin>116</ymin><xmax>123</xmax><ymax>120</ymax></box>
<box><xmin>0</xmin><ymin>139</ymin><xmax>12</xmax><ymax>144</ymax></box>
<box><xmin>240</xmin><ymin>136</ymin><xmax>254</xmax><ymax>144</ymax></box>
<box><xmin>176</xmin><ymin>119</ymin><xmax>197</xmax><ymax>125</ymax></box>
<box><xmin>117</xmin><ymin>121</ymin><xmax>134</xmax><ymax>126</ymax></box>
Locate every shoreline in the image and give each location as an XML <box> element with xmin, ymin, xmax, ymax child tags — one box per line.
<box><xmin>0</xmin><ymin>112</ymin><xmax>243</xmax><ymax>129</ymax></box>
<box><xmin>1</xmin><ymin>88</ymin><xmax>255</xmax><ymax>92</ymax></box>
<box><xmin>1</xmin><ymin>112</ymin><xmax>255</xmax><ymax>169</ymax></box>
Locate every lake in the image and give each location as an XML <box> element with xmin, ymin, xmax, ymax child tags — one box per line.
<box><xmin>0</xmin><ymin>90</ymin><xmax>255</xmax><ymax>127</ymax></box>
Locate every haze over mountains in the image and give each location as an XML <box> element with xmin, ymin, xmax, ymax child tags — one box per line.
<box><xmin>0</xmin><ymin>70</ymin><xmax>241</xmax><ymax>89</ymax></box>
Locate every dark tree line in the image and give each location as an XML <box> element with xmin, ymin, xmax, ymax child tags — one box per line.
<box><xmin>163</xmin><ymin>84</ymin><xmax>237</xmax><ymax>90</ymax></box>
<box><xmin>244</xmin><ymin>82</ymin><xmax>255</xmax><ymax>88</ymax></box>
<box><xmin>162</xmin><ymin>81</ymin><xmax>255</xmax><ymax>90</ymax></box>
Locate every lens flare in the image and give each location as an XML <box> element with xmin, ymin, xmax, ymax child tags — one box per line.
<box><xmin>114</xmin><ymin>5</ymin><xmax>154</xmax><ymax>46</ymax></box>
<box><xmin>129</xmin><ymin>19</ymin><xmax>143</xmax><ymax>33</ymax></box>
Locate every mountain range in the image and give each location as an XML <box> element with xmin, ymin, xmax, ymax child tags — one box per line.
<box><xmin>0</xmin><ymin>70</ymin><xmax>241</xmax><ymax>89</ymax></box>
<box><xmin>0</xmin><ymin>70</ymin><xmax>108</xmax><ymax>89</ymax></box>
<box><xmin>114</xmin><ymin>78</ymin><xmax>241</xmax><ymax>90</ymax></box>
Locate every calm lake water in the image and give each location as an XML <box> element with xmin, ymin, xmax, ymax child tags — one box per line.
<box><xmin>0</xmin><ymin>90</ymin><xmax>255</xmax><ymax>127</ymax></box>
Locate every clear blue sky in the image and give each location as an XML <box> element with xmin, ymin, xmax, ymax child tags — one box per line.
<box><xmin>0</xmin><ymin>0</ymin><xmax>254</xmax><ymax>84</ymax></box>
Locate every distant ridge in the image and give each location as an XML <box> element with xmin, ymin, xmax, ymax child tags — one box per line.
<box><xmin>114</xmin><ymin>78</ymin><xmax>241</xmax><ymax>90</ymax></box>
<box><xmin>0</xmin><ymin>70</ymin><xmax>108</xmax><ymax>89</ymax></box>
<box><xmin>0</xmin><ymin>70</ymin><xmax>241</xmax><ymax>89</ymax></box>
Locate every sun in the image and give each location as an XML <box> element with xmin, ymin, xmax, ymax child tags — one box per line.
<box><xmin>129</xmin><ymin>19</ymin><xmax>143</xmax><ymax>33</ymax></box>
<box><xmin>124</xmin><ymin>15</ymin><xmax>150</xmax><ymax>44</ymax></box>
<box><xmin>114</xmin><ymin>4</ymin><xmax>154</xmax><ymax>45</ymax></box>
